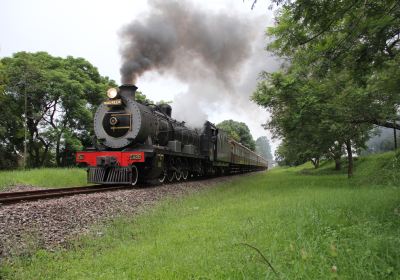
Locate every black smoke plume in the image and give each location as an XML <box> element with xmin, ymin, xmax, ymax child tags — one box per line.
<box><xmin>119</xmin><ymin>0</ymin><xmax>257</xmax><ymax>85</ymax></box>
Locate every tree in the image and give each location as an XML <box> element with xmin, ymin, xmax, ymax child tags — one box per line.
<box><xmin>1</xmin><ymin>52</ymin><xmax>115</xmax><ymax>168</ymax></box>
<box><xmin>0</xmin><ymin>61</ymin><xmax>5</xmax><ymax>93</ymax></box>
<box><xmin>266</xmin><ymin>0</ymin><xmax>400</xmax><ymax>129</ymax></box>
<box><xmin>253</xmin><ymin>0</ymin><xmax>399</xmax><ymax>177</ymax></box>
<box><xmin>135</xmin><ymin>91</ymin><xmax>152</xmax><ymax>104</ymax></box>
<box><xmin>275</xmin><ymin>139</ymin><xmax>308</xmax><ymax>167</ymax></box>
<box><xmin>216</xmin><ymin>120</ymin><xmax>256</xmax><ymax>151</ymax></box>
<box><xmin>0</xmin><ymin>60</ymin><xmax>24</xmax><ymax>168</ymax></box>
<box><xmin>253</xmin><ymin>60</ymin><xmax>372</xmax><ymax>174</ymax></box>
<box><xmin>255</xmin><ymin>136</ymin><xmax>273</xmax><ymax>163</ymax></box>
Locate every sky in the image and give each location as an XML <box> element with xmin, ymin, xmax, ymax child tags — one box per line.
<box><xmin>0</xmin><ymin>0</ymin><xmax>279</xmax><ymax>153</ymax></box>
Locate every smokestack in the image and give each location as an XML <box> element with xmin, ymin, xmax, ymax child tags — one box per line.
<box><xmin>119</xmin><ymin>84</ymin><xmax>138</xmax><ymax>100</ymax></box>
<box><xmin>159</xmin><ymin>103</ymin><xmax>172</xmax><ymax>117</ymax></box>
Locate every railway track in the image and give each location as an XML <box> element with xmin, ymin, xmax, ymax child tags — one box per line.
<box><xmin>0</xmin><ymin>173</ymin><xmax>253</xmax><ymax>206</ymax></box>
<box><xmin>0</xmin><ymin>185</ymin><xmax>131</xmax><ymax>205</ymax></box>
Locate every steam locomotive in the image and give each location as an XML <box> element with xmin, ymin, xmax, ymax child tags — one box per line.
<box><xmin>76</xmin><ymin>84</ymin><xmax>268</xmax><ymax>185</ymax></box>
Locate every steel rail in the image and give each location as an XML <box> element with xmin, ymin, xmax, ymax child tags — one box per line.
<box><xmin>0</xmin><ymin>185</ymin><xmax>131</xmax><ymax>205</ymax></box>
<box><xmin>0</xmin><ymin>171</ymin><xmax>264</xmax><ymax>206</ymax></box>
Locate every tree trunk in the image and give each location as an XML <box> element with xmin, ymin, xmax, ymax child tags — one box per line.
<box><xmin>40</xmin><ymin>143</ymin><xmax>50</xmax><ymax>166</ymax></box>
<box><xmin>27</xmin><ymin>119</ymin><xmax>37</xmax><ymax>167</ymax></box>
<box><xmin>55</xmin><ymin>133</ymin><xmax>62</xmax><ymax>166</ymax></box>
<box><xmin>37</xmin><ymin>135</ymin><xmax>50</xmax><ymax>166</ymax></box>
<box><xmin>328</xmin><ymin>142</ymin><xmax>343</xmax><ymax>171</ymax></box>
<box><xmin>55</xmin><ymin>123</ymin><xmax>66</xmax><ymax>167</ymax></box>
<box><xmin>345</xmin><ymin>140</ymin><xmax>353</xmax><ymax>178</ymax></box>
<box><xmin>311</xmin><ymin>157</ymin><xmax>320</xmax><ymax>169</ymax></box>
<box><xmin>34</xmin><ymin>143</ymin><xmax>41</xmax><ymax>167</ymax></box>
<box><xmin>334</xmin><ymin>157</ymin><xmax>341</xmax><ymax>171</ymax></box>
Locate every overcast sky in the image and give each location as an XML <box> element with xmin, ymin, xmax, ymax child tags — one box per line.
<box><xmin>0</xmin><ymin>0</ymin><xmax>279</xmax><ymax>153</ymax></box>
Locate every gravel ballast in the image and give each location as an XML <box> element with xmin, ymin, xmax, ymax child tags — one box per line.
<box><xmin>0</xmin><ymin>176</ymin><xmax>242</xmax><ymax>258</ymax></box>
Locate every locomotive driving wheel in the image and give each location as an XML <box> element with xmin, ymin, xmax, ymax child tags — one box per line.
<box><xmin>175</xmin><ymin>168</ymin><xmax>182</xmax><ymax>181</ymax></box>
<box><xmin>174</xmin><ymin>158</ymin><xmax>182</xmax><ymax>181</ymax></box>
<box><xmin>181</xmin><ymin>158</ymin><xmax>189</xmax><ymax>180</ymax></box>
<box><xmin>158</xmin><ymin>169</ymin><xmax>167</xmax><ymax>183</ymax></box>
<box><xmin>167</xmin><ymin>170</ymin><xmax>175</xmax><ymax>182</ymax></box>
<box><xmin>131</xmin><ymin>165</ymin><xmax>139</xmax><ymax>186</ymax></box>
<box><xmin>182</xmin><ymin>169</ymin><xmax>189</xmax><ymax>180</ymax></box>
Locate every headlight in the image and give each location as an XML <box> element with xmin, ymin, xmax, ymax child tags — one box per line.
<box><xmin>107</xmin><ymin>88</ymin><xmax>118</xmax><ymax>99</ymax></box>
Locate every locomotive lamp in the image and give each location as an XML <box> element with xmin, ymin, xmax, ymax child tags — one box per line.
<box><xmin>107</xmin><ymin>87</ymin><xmax>118</xmax><ymax>99</ymax></box>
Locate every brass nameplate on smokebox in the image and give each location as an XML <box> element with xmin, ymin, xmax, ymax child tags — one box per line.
<box><xmin>104</xmin><ymin>99</ymin><xmax>122</xmax><ymax>106</ymax></box>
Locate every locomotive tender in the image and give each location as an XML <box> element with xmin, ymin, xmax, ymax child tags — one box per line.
<box><xmin>76</xmin><ymin>84</ymin><xmax>268</xmax><ymax>185</ymax></box>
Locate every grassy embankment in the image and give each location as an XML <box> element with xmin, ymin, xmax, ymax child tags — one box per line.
<box><xmin>1</xmin><ymin>152</ymin><xmax>400</xmax><ymax>279</ymax></box>
<box><xmin>0</xmin><ymin>168</ymin><xmax>87</xmax><ymax>190</ymax></box>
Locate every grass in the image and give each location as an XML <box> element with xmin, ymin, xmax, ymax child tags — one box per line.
<box><xmin>1</xmin><ymin>152</ymin><xmax>400</xmax><ymax>279</ymax></box>
<box><xmin>0</xmin><ymin>168</ymin><xmax>87</xmax><ymax>190</ymax></box>
<box><xmin>301</xmin><ymin>151</ymin><xmax>400</xmax><ymax>186</ymax></box>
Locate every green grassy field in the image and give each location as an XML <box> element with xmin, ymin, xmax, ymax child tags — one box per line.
<box><xmin>1</xmin><ymin>152</ymin><xmax>400</xmax><ymax>279</ymax></box>
<box><xmin>0</xmin><ymin>168</ymin><xmax>87</xmax><ymax>190</ymax></box>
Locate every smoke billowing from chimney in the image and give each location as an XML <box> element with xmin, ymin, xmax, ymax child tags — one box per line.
<box><xmin>119</xmin><ymin>0</ymin><xmax>279</xmax><ymax>130</ymax></box>
<box><xmin>119</xmin><ymin>0</ymin><xmax>257</xmax><ymax>85</ymax></box>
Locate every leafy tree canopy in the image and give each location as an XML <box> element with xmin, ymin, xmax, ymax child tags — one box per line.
<box><xmin>135</xmin><ymin>91</ymin><xmax>151</xmax><ymax>104</ymax></box>
<box><xmin>252</xmin><ymin>0</ymin><xmax>399</xmax><ymax>176</ymax></box>
<box><xmin>0</xmin><ymin>51</ymin><xmax>115</xmax><ymax>168</ymax></box>
<box><xmin>217</xmin><ymin>120</ymin><xmax>256</xmax><ymax>151</ymax></box>
<box><xmin>255</xmin><ymin>136</ymin><xmax>273</xmax><ymax>161</ymax></box>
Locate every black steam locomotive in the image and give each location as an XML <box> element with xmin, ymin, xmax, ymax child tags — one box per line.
<box><xmin>76</xmin><ymin>84</ymin><xmax>268</xmax><ymax>185</ymax></box>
